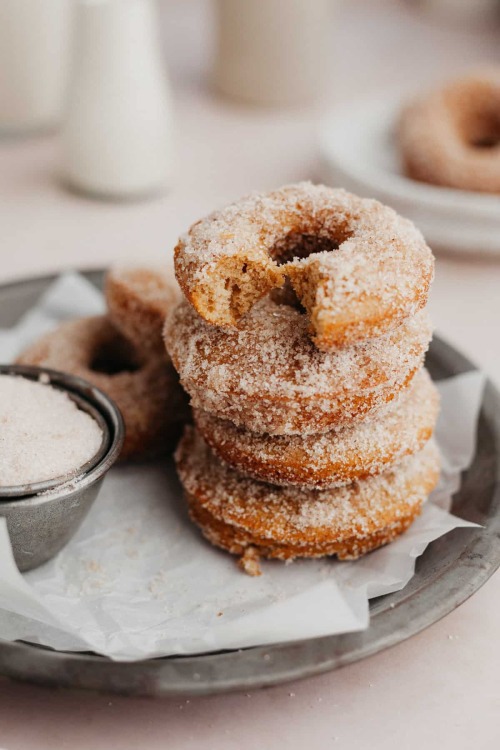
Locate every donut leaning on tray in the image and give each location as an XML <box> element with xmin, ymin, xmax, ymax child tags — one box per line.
<box><xmin>166</xmin><ymin>182</ymin><xmax>440</xmax><ymax>575</ymax></box>
<box><xmin>17</xmin><ymin>267</ymin><xmax>189</xmax><ymax>460</ymax></box>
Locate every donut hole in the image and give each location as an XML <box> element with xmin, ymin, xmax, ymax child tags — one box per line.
<box><xmin>271</xmin><ymin>232</ymin><xmax>342</xmax><ymax>266</ymax></box>
<box><xmin>466</xmin><ymin>112</ymin><xmax>500</xmax><ymax>150</ymax></box>
<box><xmin>270</xmin><ymin>280</ymin><xmax>305</xmax><ymax>312</ymax></box>
<box><xmin>470</xmin><ymin>131</ymin><xmax>500</xmax><ymax>149</ymax></box>
<box><xmin>90</xmin><ymin>336</ymin><xmax>141</xmax><ymax>376</ymax></box>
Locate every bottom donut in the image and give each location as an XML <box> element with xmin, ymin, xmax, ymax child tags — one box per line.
<box><xmin>175</xmin><ymin>428</ymin><xmax>441</xmax><ymax>576</ymax></box>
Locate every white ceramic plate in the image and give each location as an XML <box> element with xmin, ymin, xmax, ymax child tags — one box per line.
<box><xmin>319</xmin><ymin>97</ymin><xmax>500</xmax><ymax>257</ymax></box>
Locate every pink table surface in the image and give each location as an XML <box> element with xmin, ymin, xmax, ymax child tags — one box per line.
<box><xmin>0</xmin><ymin>1</ymin><xmax>499</xmax><ymax>748</ymax></box>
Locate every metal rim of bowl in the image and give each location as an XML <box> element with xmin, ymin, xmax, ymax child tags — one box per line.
<box><xmin>0</xmin><ymin>364</ymin><xmax>125</xmax><ymax>504</ymax></box>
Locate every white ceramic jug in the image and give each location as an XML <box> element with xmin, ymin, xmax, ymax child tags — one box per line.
<box><xmin>0</xmin><ymin>0</ymin><xmax>73</xmax><ymax>134</ymax></box>
<box><xmin>213</xmin><ymin>0</ymin><xmax>332</xmax><ymax>107</ymax></box>
<box><xmin>62</xmin><ymin>0</ymin><xmax>174</xmax><ymax>199</ymax></box>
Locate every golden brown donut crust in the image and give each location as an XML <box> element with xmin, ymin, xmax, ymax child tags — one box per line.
<box><xmin>399</xmin><ymin>70</ymin><xmax>500</xmax><ymax>193</ymax></box>
<box><xmin>188</xmin><ymin>500</ymin><xmax>422</xmax><ymax>574</ymax></box>
<box><xmin>17</xmin><ymin>316</ymin><xmax>188</xmax><ymax>461</ymax></box>
<box><xmin>174</xmin><ymin>183</ymin><xmax>434</xmax><ymax>350</ymax></box>
<box><xmin>164</xmin><ymin>296</ymin><xmax>432</xmax><ymax>436</ymax></box>
<box><xmin>194</xmin><ymin>369</ymin><xmax>439</xmax><ymax>489</ymax></box>
<box><xmin>175</xmin><ymin>428</ymin><xmax>441</xmax><ymax>570</ymax></box>
<box><xmin>105</xmin><ymin>266</ymin><xmax>179</xmax><ymax>353</ymax></box>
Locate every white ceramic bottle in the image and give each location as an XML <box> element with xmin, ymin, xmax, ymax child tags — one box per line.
<box><xmin>62</xmin><ymin>0</ymin><xmax>174</xmax><ymax>200</ymax></box>
<box><xmin>213</xmin><ymin>0</ymin><xmax>332</xmax><ymax>107</ymax></box>
<box><xmin>0</xmin><ymin>0</ymin><xmax>73</xmax><ymax>135</ymax></box>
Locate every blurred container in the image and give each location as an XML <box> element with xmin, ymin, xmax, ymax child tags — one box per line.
<box><xmin>213</xmin><ymin>0</ymin><xmax>332</xmax><ymax>107</ymax></box>
<box><xmin>418</xmin><ymin>0</ymin><xmax>500</xmax><ymax>24</ymax></box>
<box><xmin>62</xmin><ymin>0</ymin><xmax>174</xmax><ymax>200</ymax></box>
<box><xmin>0</xmin><ymin>0</ymin><xmax>73</xmax><ymax>135</ymax></box>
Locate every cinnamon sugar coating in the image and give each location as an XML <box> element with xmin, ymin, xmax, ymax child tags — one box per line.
<box><xmin>194</xmin><ymin>369</ymin><xmax>439</xmax><ymax>489</ymax></box>
<box><xmin>17</xmin><ymin>316</ymin><xmax>189</xmax><ymax>460</ymax></box>
<box><xmin>164</xmin><ymin>297</ymin><xmax>432</xmax><ymax>435</ymax></box>
<box><xmin>399</xmin><ymin>70</ymin><xmax>500</xmax><ymax>193</ymax></box>
<box><xmin>174</xmin><ymin>183</ymin><xmax>434</xmax><ymax>350</ymax></box>
<box><xmin>105</xmin><ymin>266</ymin><xmax>179</xmax><ymax>353</ymax></box>
<box><xmin>176</xmin><ymin>428</ymin><xmax>441</xmax><ymax>566</ymax></box>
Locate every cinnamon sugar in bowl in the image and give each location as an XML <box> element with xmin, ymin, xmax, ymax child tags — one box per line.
<box><xmin>0</xmin><ymin>365</ymin><xmax>124</xmax><ymax>571</ymax></box>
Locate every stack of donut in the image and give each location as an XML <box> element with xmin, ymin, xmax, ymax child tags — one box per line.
<box><xmin>166</xmin><ymin>183</ymin><xmax>441</xmax><ymax>575</ymax></box>
<box><xmin>18</xmin><ymin>267</ymin><xmax>189</xmax><ymax>461</ymax></box>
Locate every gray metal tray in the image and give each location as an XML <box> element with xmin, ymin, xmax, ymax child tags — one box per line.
<box><xmin>0</xmin><ymin>270</ymin><xmax>499</xmax><ymax>697</ymax></box>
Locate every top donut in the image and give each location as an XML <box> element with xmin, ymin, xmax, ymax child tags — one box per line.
<box><xmin>174</xmin><ymin>182</ymin><xmax>434</xmax><ymax>350</ymax></box>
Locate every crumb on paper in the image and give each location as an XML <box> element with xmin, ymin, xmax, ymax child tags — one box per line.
<box><xmin>76</xmin><ymin>558</ymin><xmax>110</xmax><ymax>595</ymax></box>
<box><xmin>148</xmin><ymin>571</ymin><xmax>167</xmax><ymax>598</ymax></box>
<box><xmin>85</xmin><ymin>560</ymin><xmax>102</xmax><ymax>573</ymax></box>
<box><xmin>238</xmin><ymin>547</ymin><xmax>262</xmax><ymax>576</ymax></box>
<box><xmin>80</xmin><ymin>577</ymin><xmax>108</xmax><ymax>596</ymax></box>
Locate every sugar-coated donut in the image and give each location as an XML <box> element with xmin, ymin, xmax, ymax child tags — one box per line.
<box><xmin>174</xmin><ymin>183</ymin><xmax>434</xmax><ymax>350</ymax></box>
<box><xmin>164</xmin><ymin>296</ymin><xmax>432</xmax><ymax>436</ymax></box>
<box><xmin>399</xmin><ymin>70</ymin><xmax>500</xmax><ymax>193</ymax></box>
<box><xmin>105</xmin><ymin>266</ymin><xmax>179</xmax><ymax>353</ymax></box>
<box><xmin>17</xmin><ymin>316</ymin><xmax>188</xmax><ymax>460</ymax></box>
<box><xmin>194</xmin><ymin>369</ymin><xmax>439</xmax><ymax>489</ymax></box>
<box><xmin>176</xmin><ymin>428</ymin><xmax>441</xmax><ymax>573</ymax></box>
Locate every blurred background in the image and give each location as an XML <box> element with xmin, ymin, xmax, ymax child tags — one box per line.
<box><xmin>1</xmin><ymin>0</ymin><xmax>500</xmax><ymax>368</ymax></box>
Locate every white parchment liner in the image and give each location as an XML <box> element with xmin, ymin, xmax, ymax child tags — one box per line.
<box><xmin>0</xmin><ymin>273</ymin><xmax>484</xmax><ymax>661</ymax></box>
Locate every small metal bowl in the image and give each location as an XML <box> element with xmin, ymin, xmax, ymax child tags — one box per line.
<box><xmin>0</xmin><ymin>365</ymin><xmax>124</xmax><ymax>571</ymax></box>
